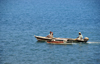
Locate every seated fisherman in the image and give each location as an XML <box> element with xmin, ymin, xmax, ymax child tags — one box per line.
<box><xmin>46</xmin><ymin>31</ymin><xmax>53</xmax><ymax>38</ymax></box>
<box><xmin>76</xmin><ymin>32</ymin><xmax>83</xmax><ymax>40</ymax></box>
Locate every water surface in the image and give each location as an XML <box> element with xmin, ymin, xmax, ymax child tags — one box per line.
<box><xmin>0</xmin><ymin>0</ymin><xmax>100</xmax><ymax>64</ymax></box>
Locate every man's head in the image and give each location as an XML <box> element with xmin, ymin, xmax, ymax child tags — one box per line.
<box><xmin>50</xmin><ymin>31</ymin><xmax>52</xmax><ymax>34</ymax></box>
<box><xmin>50</xmin><ymin>31</ymin><xmax>53</xmax><ymax>35</ymax></box>
<box><xmin>79</xmin><ymin>32</ymin><xmax>81</xmax><ymax>35</ymax></box>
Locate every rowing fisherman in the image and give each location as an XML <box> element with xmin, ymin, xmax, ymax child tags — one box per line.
<box><xmin>46</xmin><ymin>31</ymin><xmax>53</xmax><ymax>38</ymax></box>
<box><xmin>76</xmin><ymin>32</ymin><xmax>83</xmax><ymax>40</ymax></box>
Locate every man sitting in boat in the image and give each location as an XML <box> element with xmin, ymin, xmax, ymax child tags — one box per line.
<box><xmin>46</xmin><ymin>31</ymin><xmax>53</xmax><ymax>38</ymax></box>
<box><xmin>76</xmin><ymin>32</ymin><xmax>83</xmax><ymax>40</ymax></box>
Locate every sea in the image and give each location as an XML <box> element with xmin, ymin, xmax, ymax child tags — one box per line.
<box><xmin>0</xmin><ymin>0</ymin><xmax>100</xmax><ymax>64</ymax></box>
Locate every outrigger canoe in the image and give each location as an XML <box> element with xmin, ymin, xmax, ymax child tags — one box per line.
<box><xmin>34</xmin><ymin>35</ymin><xmax>89</xmax><ymax>44</ymax></box>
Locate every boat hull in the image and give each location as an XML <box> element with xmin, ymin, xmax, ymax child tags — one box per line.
<box><xmin>47</xmin><ymin>40</ymin><xmax>72</xmax><ymax>44</ymax></box>
<box><xmin>47</xmin><ymin>40</ymin><xmax>64</xmax><ymax>44</ymax></box>
<box><xmin>34</xmin><ymin>35</ymin><xmax>52</xmax><ymax>41</ymax></box>
<box><xmin>67</xmin><ymin>38</ymin><xmax>88</xmax><ymax>43</ymax></box>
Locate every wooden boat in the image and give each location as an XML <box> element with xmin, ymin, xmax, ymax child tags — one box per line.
<box><xmin>47</xmin><ymin>37</ymin><xmax>89</xmax><ymax>44</ymax></box>
<box><xmin>47</xmin><ymin>38</ymin><xmax>72</xmax><ymax>44</ymax></box>
<box><xmin>34</xmin><ymin>35</ymin><xmax>89</xmax><ymax>43</ymax></box>
<box><xmin>47</xmin><ymin>41</ymin><xmax>72</xmax><ymax>44</ymax></box>
<box><xmin>34</xmin><ymin>35</ymin><xmax>68</xmax><ymax>41</ymax></box>
<box><xmin>67</xmin><ymin>37</ymin><xmax>89</xmax><ymax>43</ymax></box>
<box><xmin>34</xmin><ymin>35</ymin><xmax>53</xmax><ymax>41</ymax></box>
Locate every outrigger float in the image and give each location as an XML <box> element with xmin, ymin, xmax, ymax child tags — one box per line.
<box><xmin>34</xmin><ymin>35</ymin><xmax>89</xmax><ymax>44</ymax></box>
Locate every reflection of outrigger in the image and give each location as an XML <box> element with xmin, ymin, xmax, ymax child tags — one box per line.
<box><xmin>34</xmin><ymin>35</ymin><xmax>89</xmax><ymax>44</ymax></box>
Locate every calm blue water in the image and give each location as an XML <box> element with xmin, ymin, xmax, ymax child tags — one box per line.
<box><xmin>0</xmin><ymin>0</ymin><xmax>100</xmax><ymax>64</ymax></box>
